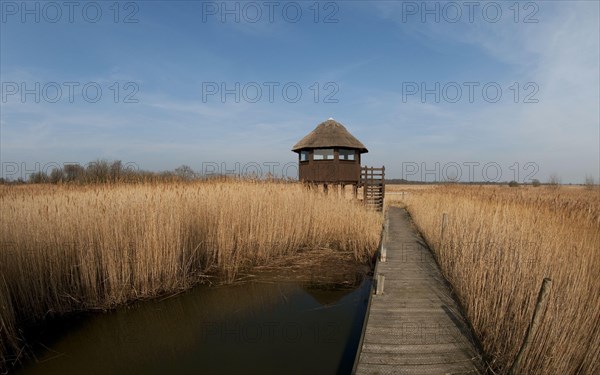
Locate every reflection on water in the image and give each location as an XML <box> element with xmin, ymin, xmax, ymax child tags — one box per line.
<box><xmin>16</xmin><ymin>276</ymin><xmax>372</xmax><ymax>375</ymax></box>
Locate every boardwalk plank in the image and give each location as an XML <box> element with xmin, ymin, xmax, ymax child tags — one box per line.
<box><xmin>354</xmin><ymin>207</ymin><xmax>484</xmax><ymax>374</ymax></box>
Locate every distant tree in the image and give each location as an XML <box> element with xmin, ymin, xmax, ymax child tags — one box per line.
<box><xmin>159</xmin><ymin>171</ymin><xmax>176</xmax><ymax>180</ymax></box>
<box><xmin>110</xmin><ymin>160</ymin><xmax>123</xmax><ymax>182</ymax></box>
<box><xmin>64</xmin><ymin>164</ymin><xmax>85</xmax><ymax>182</ymax></box>
<box><xmin>583</xmin><ymin>175</ymin><xmax>594</xmax><ymax>188</ymax></box>
<box><xmin>175</xmin><ymin>165</ymin><xmax>195</xmax><ymax>180</ymax></box>
<box><xmin>548</xmin><ymin>174</ymin><xmax>561</xmax><ymax>188</ymax></box>
<box><xmin>86</xmin><ymin>160</ymin><xmax>111</xmax><ymax>183</ymax></box>
<box><xmin>49</xmin><ymin>168</ymin><xmax>64</xmax><ymax>184</ymax></box>
<box><xmin>29</xmin><ymin>171</ymin><xmax>49</xmax><ymax>184</ymax></box>
<box><xmin>531</xmin><ymin>179</ymin><xmax>541</xmax><ymax>187</ymax></box>
<box><xmin>508</xmin><ymin>180</ymin><xmax>519</xmax><ymax>187</ymax></box>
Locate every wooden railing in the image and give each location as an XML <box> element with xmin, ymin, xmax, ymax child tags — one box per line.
<box><xmin>360</xmin><ymin>166</ymin><xmax>385</xmax><ymax>211</ymax></box>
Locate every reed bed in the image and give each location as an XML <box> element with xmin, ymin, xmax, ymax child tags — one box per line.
<box><xmin>391</xmin><ymin>185</ymin><xmax>599</xmax><ymax>374</ymax></box>
<box><xmin>0</xmin><ymin>181</ymin><xmax>382</xmax><ymax>370</ymax></box>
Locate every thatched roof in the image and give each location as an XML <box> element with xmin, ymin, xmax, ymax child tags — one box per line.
<box><xmin>292</xmin><ymin>119</ymin><xmax>368</xmax><ymax>153</ymax></box>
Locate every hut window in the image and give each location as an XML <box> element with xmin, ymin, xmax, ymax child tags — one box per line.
<box><xmin>339</xmin><ymin>149</ymin><xmax>355</xmax><ymax>161</ymax></box>
<box><xmin>300</xmin><ymin>151</ymin><xmax>309</xmax><ymax>162</ymax></box>
<box><xmin>313</xmin><ymin>149</ymin><xmax>334</xmax><ymax>160</ymax></box>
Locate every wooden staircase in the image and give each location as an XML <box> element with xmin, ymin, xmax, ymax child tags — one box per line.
<box><xmin>360</xmin><ymin>166</ymin><xmax>385</xmax><ymax>211</ymax></box>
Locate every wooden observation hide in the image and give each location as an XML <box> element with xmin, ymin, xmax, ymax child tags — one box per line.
<box><xmin>292</xmin><ymin>118</ymin><xmax>385</xmax><ymax>211</ymax></box>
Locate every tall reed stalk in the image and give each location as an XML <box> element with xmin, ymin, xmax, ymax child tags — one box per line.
<box><xmin>392</xmin><ymin>185</ymin><xmax>599</xmax><ymax>374</ymax></box>
<box><xmin>0</xmin><ymin>181</ymin><xmax>382</xmax><ymax>370</ymax></box>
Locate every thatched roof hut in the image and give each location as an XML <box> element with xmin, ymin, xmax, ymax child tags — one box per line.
<box><xmin>292</xmin><ymin>119</ymin><xmax>368</xmax><ymax>153</ymax></box>
<box><xmin>292</xmin><ymin>119</ymin><xmax>368</xmax><ymax>184</ymax></box>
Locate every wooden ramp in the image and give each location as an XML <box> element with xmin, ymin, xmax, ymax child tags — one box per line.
<box><xmin>354</xmin><ymin>207</ymin><xmax>484</xmax><ymax>375</ymax></box>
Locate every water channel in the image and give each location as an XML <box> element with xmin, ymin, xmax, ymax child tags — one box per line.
<box><xmin>15</xmin><ymin>271</ymin><xmax>372</xmax><ymax>375</ymax></box>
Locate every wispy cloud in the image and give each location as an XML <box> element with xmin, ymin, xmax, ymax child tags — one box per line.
<box><xmin>1</xmin><ymin>1</ymin><xmax>597</xmax><ymax>183</ymax></box>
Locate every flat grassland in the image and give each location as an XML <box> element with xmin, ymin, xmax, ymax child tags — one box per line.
<box><xmin>0</xmin><ymin>181</ymin><xmax>382</xmax><ymax>370</ymax></box>
<box><xmin>387</xmin><ymin>184</ymin><xmax>600</xmax><ymax>374</ymax></box>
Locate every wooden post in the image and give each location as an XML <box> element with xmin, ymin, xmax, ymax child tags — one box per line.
<box><xmin>362</xmin><ymin>170</ymin><xmax>367</xmax><ymax>204</ymax></box>
<box><xmin>380</xmin><ymin>215</ymin><xmax>389</xmax><ymax>262</ymax></box>
<box><xmin>509</xmin><ymin>278</ymin><xmax>552</xmax><ymax>375</ymax></box>
<box><xmin>385</xmin><ymin>216</ymin><xmax>389</xmax><ymax>240</ymax></box>
<box><xmin>381</xmin><ymin>226</ymin><xmax>387</xmax><ymax>261</ymax></box>
<box><xmin>375</xmin><ymin>274</ymin><xmax>385</xmax><ymax>295</ymax></box>
<box><xmin>440</xmin><ymin>213</ymin><xmax>448</xmax><ymax>243</ymax></box>
<box><xmin>380</xmin><ymin>166</ymin><xmax>385</xmax><ymax>212</ymax></box>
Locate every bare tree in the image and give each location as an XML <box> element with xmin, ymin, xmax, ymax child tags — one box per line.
<box><xmin>110</xmin><ymin>160</ymin><xmax>123</xmax><ymax>182</ymax></box>
<box><xmin>548</xmin><ymin>173</ymin><xmax>561</xmax><ymax>188</ymax></box>
<box><xmin>64</xmin><ymin>164</ymin><xmax>85</xmax><ymax>182</ymax></box>
<box><xmin>175</xmin><ymin>165</ymin><xmax>196</xmax><ymax>180</ymax></box>
<box><xmin>86</xmin><ymin>160</ymin><xmax>111</xmax><ymax>183</ymax></box>
<box><xmin>29</xmin><ymin>171</ymin><xmax>49</xmax><ymax>183</ymax></box>
<box><xmin>49</xmin><ymin>168</ymin><xmax>64</xmax><ymax>184</ymax></box>
<box><xmin>584</xmin><ymin>175</ymin><xmax>595</xmax><ymax>190</ymax></box>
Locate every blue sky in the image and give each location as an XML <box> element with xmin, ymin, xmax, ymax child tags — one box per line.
<box><xmin>1</xmin><ymin>1</ymin><xmax>599</xmax><ymax>183</ymax></box>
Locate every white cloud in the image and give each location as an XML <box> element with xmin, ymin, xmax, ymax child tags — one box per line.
<box><xmin>361</xmin><ymin>1</ymin><xmax>599</xmax><ymax>182</ymax></box>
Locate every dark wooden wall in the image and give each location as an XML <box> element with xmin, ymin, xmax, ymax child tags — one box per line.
<box><xmin>298</xmin><ymin>149</ymin><xmax>362</xmax><ymax>183</ymax></box>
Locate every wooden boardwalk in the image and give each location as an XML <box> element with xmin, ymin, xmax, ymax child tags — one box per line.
<box><xmin>354</xmin><ymin>207</ymin><xmax>484</xmax><ymax>374</ymax></box>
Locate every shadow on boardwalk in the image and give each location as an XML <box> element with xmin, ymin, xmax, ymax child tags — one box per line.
<box><xmin>354</xmin><ymin>207</ymin><xmax>485</xmax><ymax>375</ymax></box>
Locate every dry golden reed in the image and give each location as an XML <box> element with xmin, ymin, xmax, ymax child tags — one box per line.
<box><xmin>0</xmin><ymin>180</ymin><xmax>382</xmax><ymax>370</ymax></box>
<box><xmin>389</xmin><ymin>185</ymin><xmax>600</xmax><ymax>374</ymax></box>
